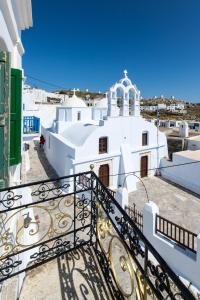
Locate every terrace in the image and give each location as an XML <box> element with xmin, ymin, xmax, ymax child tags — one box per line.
<box><xmin>0</xmin><ymin>172</ymin><xmax>196</xmax><ymax>299</ymax></box>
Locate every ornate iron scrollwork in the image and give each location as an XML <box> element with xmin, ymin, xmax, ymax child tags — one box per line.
<box><xmin>0</xmin><ymin>172</ymin><xmax>197</xmax><ymax>299</ymax></box>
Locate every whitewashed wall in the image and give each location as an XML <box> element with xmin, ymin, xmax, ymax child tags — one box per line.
<box><xmin>43</xmin><ymin>116</ymin><xmax>167</xmax><ymax>192</ymax></box>
<box><xmin>92</xmin><ymin>107</ymin><xmax>107</xmax><ymax>121</ymax></box>
<box><xmin>187</xmin><ymin>137</ymin><xmax>200</xmax><ymax>151</ymax></box>
<box><xmin>42</xmin><ymin>128</ymin><xmax>75</xmax><ymax>177</ymax></box>
<box><xmin>0</xmin><ymin>1</ymin><xmax>32</xmax><ymax>187</ymax></box>
<box><xmin>143</xmin><ymin>202</ymin><xmax>200</xmax><ymax>291</ymax></box>
<box><xmin>161</xmin><ymin>153</ymin><xmax>200</xmax><ymax>195</ymax></box>
<box><xmin>55</xmin><ymin>107</ymin><xmax>92</xmax><ymax>134</ymax></box>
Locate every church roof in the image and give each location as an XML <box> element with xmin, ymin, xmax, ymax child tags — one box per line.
<box><xmin>62</xmin><ymin>93</ymin><xmax>87</xmax><ymax>108</ymax></box>
<box><xmin>61</xmin><ymin>123</ymin><xmax>97</xmax><ymax>146</ymax></box>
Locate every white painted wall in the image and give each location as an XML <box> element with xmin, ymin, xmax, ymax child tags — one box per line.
<box><xmin>23</xmin><ymin>85</ymin><xmax>67</xmax><ymax>108</ymax></box>
<box><xmin>43</xmin><ymin>115</ymin><xmax>168</xmax><ymax>192</ymax></box>
<box><xmin>23</xmin><ymin>104</ymin><xmax>62</xmax><ymax>130</ymax></box>
<box><xmin>143</xmin><ymin>202</ymin><xmax>200</xmax><ymax>291</ymax></box>
<box><xmin>187</xmin><ymin>136</ymin><xmax>200</xmax><ymax>151</ymax></box>
<box><xmin>179</xmin><ymin>121</ymin><xmax>189</xmax><ymax>138</ymax></box>
<box><xmin>42</xmin><ymin>127</ymin><xmax>75</xmax><ymax>178</ymax></box>
<box><xmin>161</xmin><ymin>152</ymin><xmax>200</xmax><ymax>195</ymax></box>
<box><xmin>0</xmin><ymin>0</ymin><xmax>32</xmax><ymax>68</ymax></box>
<box><xmin>92</xmin><ymin>107</ymin><xmax>108</xmax><ymax>121</ymax></box>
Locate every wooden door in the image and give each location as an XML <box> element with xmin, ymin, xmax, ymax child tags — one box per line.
<box><xmin>0</xmin><ymin>50</ymin><xmax>10</xmax><ymax>188</ymax></box>
<box><xmin>140</xmin><ymin>156</ymin><xmax>148</xmax><ymax>178</ymax></box>
<box><xmin>99</xmin><ymin>164</ymin><xmax>109</xmax><ymax>187</ymax></box>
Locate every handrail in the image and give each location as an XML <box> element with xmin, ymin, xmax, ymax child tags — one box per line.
<box><xmin>125</xmin><ymin>204</ymin><xmax>143</xmax><ymax>232</ymax></box>
<box><xmin>92</xmin><ymin>171</ymin><xmax>196</xmax><ymax>300</ymax></box>
<box><xmin>156</xmin><ymin>214</ymin><xmax>197</xmax><ymax>253</ymax></box>
<box><xmin>0</xmin><ymin>171</ymin><xmax>196</xmax><ymax>299</ymax></box>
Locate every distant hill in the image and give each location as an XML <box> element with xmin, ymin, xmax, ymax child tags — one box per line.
<box><xmin>141</xmin><ymin>97</ymin><xmax>186</xmax><ymax>106</ymax></box>
<box><xmin>55</xmin><ymin>89</ymin><xmax>104</xmax><ymax>100</ymax></box>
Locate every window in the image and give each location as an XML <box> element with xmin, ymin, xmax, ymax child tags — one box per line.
<box><xmin>99</xmin><ymin>137</ymin><xmax>108</xmax><ymax>154</ymax></box>
<box><xmin>77</xmin><ymin>111</ymin><xmax>81</xmax><ymax>121</ymax></box>
<box><xmin>142</xmin><ymin>132</ymin><xmax>148</xmax><ymax>146</ymax></box>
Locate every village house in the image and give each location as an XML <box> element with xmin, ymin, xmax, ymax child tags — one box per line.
<box><xmin>43</xmin><ymin>71</ymin><xmax>168</xmax><ymax>193</ymax></box>
<box><xmin>0</xmin><ymin>0</ymin><xmax>32</xmax><ymax>187</ymax></box>
<box><xmin>161</xmin><ymin>132</ymin><xmax>200</xmax><ymax>195</ymax></box>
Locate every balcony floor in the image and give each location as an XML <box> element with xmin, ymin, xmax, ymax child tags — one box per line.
<box><xmin>19</xmin><ymin>245</ymin><xmax>111</xmax><ymax>300</ymax></box>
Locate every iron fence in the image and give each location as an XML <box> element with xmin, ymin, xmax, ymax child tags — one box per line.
<box><xmin>0</xmin><ymin>172</ymin><xmax>196</xmax><ymax>300</ymax></box>
<box><xmin>156</xmin><ymin>214</ymin><xmax>197</xmax><ymax>253</ymax></box>
<box><xmin>125</xmin><ymin>204</ymin><xmax>143</xmax><ymax>232</ymax></box>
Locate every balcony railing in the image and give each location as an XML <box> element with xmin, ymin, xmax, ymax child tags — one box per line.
<box><xmin>0</xmin><ymin>171</ymin><xmax>196</xmax><ymax>299</ymax></box>
<box><xmin>156</xmin><ymin>214</ymin><xmax>197</xmax><ymax>253</ymax></box>
<box><xmin>125</xmin><ymin>204</ymin><xmax>143</xmax><ymax>232</ymax></box>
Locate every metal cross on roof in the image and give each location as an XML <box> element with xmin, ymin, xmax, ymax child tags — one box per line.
<box><xmin>124</xmin><ymin>70</ymin><xmax>128</xmax><ymax>78</ymax></box>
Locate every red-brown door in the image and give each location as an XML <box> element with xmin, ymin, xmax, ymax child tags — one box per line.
<box><xmin>99</xmin><ymin>164</ymin><xmax>109</xmax><ymax>187</ymax></box>
<box><xmin>140</xmin><ymin>156</ymin><xmax>148</xmax><ymax>178</ymax></box>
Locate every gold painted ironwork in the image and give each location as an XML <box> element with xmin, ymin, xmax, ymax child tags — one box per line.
<box><xmin>96</xmin><ymin>201</ymin><xmax>156</xmax><ymax>300</ymax></box>
<box><xmin>0</xmin><ymin>195</ymin><xmax>74</xmax><ymax>259</ymax></box>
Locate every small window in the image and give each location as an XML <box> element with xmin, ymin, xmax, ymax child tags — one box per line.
<box><xmin>77</xmin><ymin>111</ymin><xmax>81</xmax><ymax>121</ymax></box>
<box><xmin>142</xmin><ymin>132</ymin><xmax>148</xmax><ymax>146</ymax></box>
<box><xmin>99</xmin><ymin>137</ymin><xmax>108</xmax><ymax>154</ymax></box>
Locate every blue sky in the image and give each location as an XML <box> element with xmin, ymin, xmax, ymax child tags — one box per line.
<box><xmin>23</xmin><ymin>0</ymin><xmax>200</xmax><ymax>102</ymax></box>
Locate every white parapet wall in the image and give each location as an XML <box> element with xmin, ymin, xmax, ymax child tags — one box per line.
<box><xmin>143</xmin><ymin>201</ymin><xmax>200</xmax><ymax>291</ymax></box>
<box><xmin>160</xmin><ymin>152</ymin><xmax>200</xmax><ymax>195</ymax></box>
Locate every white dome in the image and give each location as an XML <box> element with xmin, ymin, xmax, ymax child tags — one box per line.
<box><xmin>62</xmin><ymin>94</ymin><xmax>87</xmax><ymax>108</ymax></box>
<box><xmin>95</xmin><ymin>97</ymin><xmax>108</xmax><ymax>108</ymax></box>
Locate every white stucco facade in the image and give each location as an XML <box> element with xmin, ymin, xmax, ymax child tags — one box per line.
<box><xmin>23</xmin><ymin>84</ymin><xmax>68</xmax><ymax>110</ymax></box>
<box><xmin>161</xmin><ymin>150</ymin><xmax>200</xmax><ymax>195</ymax></box>
<box><xmin>143</xmin><ymin>201</ymin><xmax>200</xmax><ymax>292</ymax></box>
<box><xmin>186</xmin><ymin>135</ymin><xmax>200</xmax><ymax>151</ymax></box>
<box><xmin>0</xmin><ymin>0</ymin><xmax>32</xmax><ymax>186</ymax></box>
<box><xmin>0</xmin><ymin>0</ymin><xmax>32</xmax><ymax>68</ymax></box>
<box><xmin>43</xmin><ymin>72</ymin><xmax>168</xmax><ymax>193</ymax></box>
<box><xmin>0</xmin><ymin>1</ymin><xmax>32</xmax><ymax>298</ymax></box>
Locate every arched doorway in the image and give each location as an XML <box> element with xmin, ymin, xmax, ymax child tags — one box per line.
<box><xmin>99</xmin><ymin>164</ymin><xmax>109</xmax><ymax>187</ymax></box>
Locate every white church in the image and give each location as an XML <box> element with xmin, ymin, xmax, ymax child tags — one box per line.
<box><xmin>43</xmin><ymin>71</ymin><xmax>168</xmax><ymax>192</ymax></box>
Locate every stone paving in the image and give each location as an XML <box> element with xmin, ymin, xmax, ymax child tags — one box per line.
<box><xmin>129</xmin><ymin>176</ymin><xmax>200</xmax><ymax>234</ymax></box>
<box><xmin>20</xmin><ymin>246</ymin><xmax>110</xmax><ymax>300</ymax></box>
<box><xmin>19</xmin><ymin>140</ymin><xmax>111</xmax><ymax>300</ymax></box>
<box><xmin>25</xmin><ymin>139</ymin><xmax>58</xmax><ymax>183</ymax></box>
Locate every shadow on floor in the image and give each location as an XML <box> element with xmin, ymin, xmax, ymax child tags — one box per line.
<box><xmin>33</xmin><ymin>140</ymin><xmax>58</xmax><ymax>179</ymax></box>
<box><xmin>57</xmin><ymin>246</ymin><xmax>110</xmax><ymax>300</ymax></box>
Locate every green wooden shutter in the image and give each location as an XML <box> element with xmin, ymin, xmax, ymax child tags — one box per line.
<box><xmin>10</xmin><ymin>68</ymin><xmax>22</xmax><ymax>166</ymax></box>
<box><xmin>0</xmin><ymin>51</ymin><xmax>10</xmax><ymax>188</ymax></box>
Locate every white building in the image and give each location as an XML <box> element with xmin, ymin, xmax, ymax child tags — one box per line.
<box><xmin>0</xmin><ymin>1</ymin><xmax>33</xmax><ymax>298</ymax></box>
<box><xmin>0</xmin><ymin>0</ymin><xmax>32</xmax><ymax>186</ymax></box>
<box><xmin>0</xmin><ymin>0</ymin><xmax>32</xmax><ymax>69</ymax></box>
<box><xmin>23</xmin><ymin>84</ymin><xmax>67</xmax><ymax>109</ymax></box>
<box><xmin>161</xmin><ymin>150</ymin><xmax>200</xmax><ymax>195</ymax></box>
<box><xmin>22</xmin><ymin>85</ymin><xmax>70</xmax><ymax>132</ymax></box>
<box><xmin>43</xmin><ymin>71</ymin><xmax>168</xmax><ymax>193</ymax></box>
<box><xmin>186</xmin><ymin>135</ymin><xmax>200</xmax><ymax>151</ymax></box>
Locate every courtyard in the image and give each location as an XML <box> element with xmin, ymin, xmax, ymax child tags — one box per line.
<box><xmin>129</xmin><ymin>176</ymin><xmax>200</xmax><ymax>234</ymax></box>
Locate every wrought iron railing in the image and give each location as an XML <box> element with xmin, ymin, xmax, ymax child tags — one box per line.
<box><xmin>107</xmin><ymin>188</ymin><xmax>116</xmax><ymax>198</ymax></box>
<box><xmin>125</xmin><ymin>204</ymin><xmax>143</xmax><ymax>232</ymax></box>
<box><xmin>0</xmin><ymin>172</ymin><xmax>196</xmax><ymax>299</ymax></box>
<box><xmin>156</xmin><ymin>214</ymin><xmax>197</xmax><ymax>253</ymax></box>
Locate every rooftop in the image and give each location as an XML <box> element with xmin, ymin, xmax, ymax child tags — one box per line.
<box><xmin>61</xmin><ymin>122</ymin><xmax>98</xmax><ymax>146</ymax></box>
<box><xmin>62</xmin><ymin>90</ymin><xmax>87</xmax><ymax>108</ymax></box>
<box><xmin>187</xmin><ymin>135</ymin><xmax>200</xmax><ymax>142</ymax></box>
<box><xmin>176</xmin><ymin>149</ymin><xmax>200</xmax><ymax>160</ymax></box>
